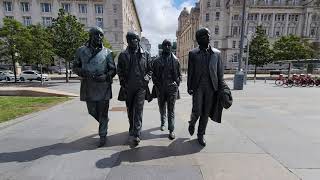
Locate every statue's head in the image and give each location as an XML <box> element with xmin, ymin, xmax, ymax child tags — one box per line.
<box><xmin>162</xmin><ymin>39</ymin><xmax>172</xmax><ymax>55</ymax></box>
<box><xmin>89</xmin><ymin>27</ymin><xmax>104</xmax><ymax>48</ymax></box>
<box><xmin>126</xmin><ymin>31</ymin><xmax>140</xmax><ymax>49</ymax></box>
<box><xmin>196</xmin><ymin>28</ymin><xmax>211</xmax><ymax>47</ymax></box>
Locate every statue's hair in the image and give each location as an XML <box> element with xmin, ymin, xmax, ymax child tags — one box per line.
<box><xmin>195</xmin><ymin>27</ymin><xmax>211</xmax><ymax>41</ymax></box>
<box><xmin>126</xmin><ymin>31</ymin><xmax>140</xmax><ymax>42</ymax></box>
<box><xmin>89</xmin><ymin>27</ymin><xmax>104</xmax><ymax>37</ymax></box>
<box><xmin>162</xmin><ymin>39</ymin><xmax>172</xmax><ymax>47</ymax></box>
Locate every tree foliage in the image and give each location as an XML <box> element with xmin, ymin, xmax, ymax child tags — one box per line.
<box><xmin>49</xmin><ymin>9</ymin><xmax>88</xmax><ymax>82</ymax></box>
<box><xmin>273</xmin><ymin>35</ymin><xmax>315</xmax><ymax>61</ymax></box>
<box><xmin>248</xmin><ymin>26</ymin><xmax>273</xmax><ymax>73</ymax></box>
<box><xmin>0</xmin><ymin>18</ymin><xmax>30</xmax><ymax>82</ymax></box>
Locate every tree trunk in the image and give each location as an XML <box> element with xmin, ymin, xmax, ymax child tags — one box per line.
<box><xmin>288</xmin><ymin>63</ymin><xmax>291</xmax><ymax>78</ymax></box>
<box><xmin>12</xmin><ymin>53</ymin><xmax>17</xmax><ymax>83</ymax></box>
<box><xmin>40</xmin><ymin>64</ymin><xmax>44</xmax><ymax>85</ymax></box>
<box><xmin>65</xmin><ymin>61</ymin><xmax>69</xmax><ymax>83</ymax></box>
<box><xmin>69</xmin><ymin>62</ymin><xmax>72</xmax><ymax>78</ymax></box>
<box><xmin>254</xmin><ymin>65</ymin><xmax>257</xmax><ymax>82</ymax></box>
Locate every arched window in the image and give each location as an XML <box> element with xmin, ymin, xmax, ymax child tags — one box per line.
<box><xmin>309</xmin><ymin>23</ymin><xmax>318</xmax><ymax>38</ymax></box>
<box><xmin>231</xmin><ymin>23</ymin><xmax>240</xmax><ymax>37</ymax></box>
<box><xmin>262</xmin><ymin>23</ymin><xmax>271</xmax><ymax>36</ymax></box>
<box><xmin>287</xmin><ymin>23</ymin><xmax>296</xmax><ymax>35</ymax></box>
<box><xmin>247</xmin><ymin>22</ymin><xmax>257</xmax><ymax>34</ymax></box>
<box><xmin>274</xmin><ymin>22</ymin><xmax>284</xmax><ymax>37</ymax></box>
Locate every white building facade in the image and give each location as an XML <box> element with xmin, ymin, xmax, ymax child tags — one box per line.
<box><xmin>0</xmin><ymin>0</ymin><xmax>142</xmax><ymax>53</ymax></box>
<box><xmin>178</xmin><ymin>0</ymin><xmax>320</xmax><ymax>70</ymax></box>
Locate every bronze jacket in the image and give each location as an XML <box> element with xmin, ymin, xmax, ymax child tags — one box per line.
<box><xmin>117</xmin><ymin>47</ymin><xmax>152</xmax><ymax>101</ymax></box>
<box><xmin>73</xmin><ymin>45</ymin><xmax>116</xmax><ymax>101</ymax></box>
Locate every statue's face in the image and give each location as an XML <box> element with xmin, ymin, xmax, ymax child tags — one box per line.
<box><xmin>91</xmin><ymin>31</ymin><xmax>104</xmax><ymax>47</ymax></box>
<box><xmin>128</xmin><ymin>37</ymin><xmax>139</xmax><ymax>49</ymax></box>
<box><xmin>162</xmin><ymin>42</ymin><xmax>172</xmax><ymax>54</ymax></box>
<box><xmin>197</xmin><ymin>32</ymin><xmax>210</xmax><ymax>47</ymax></box>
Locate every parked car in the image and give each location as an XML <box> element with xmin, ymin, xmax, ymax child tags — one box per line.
<box><xmin>20</xmin><ymin>70</ymin><xmax>49</xmax><ymax>81</ymax></box>
<box><xmin>0</xmin><ymin>70</ymin><xmax>19</xmax><ymax>81</ymax></box>
<box><xmin>48</xmin><ymin>66</ymin><xmax>72</xmax><ymax>74</ymax></box>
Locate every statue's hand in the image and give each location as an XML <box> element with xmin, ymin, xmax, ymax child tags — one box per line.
<box><xmin>94</xmin><ymin>74</ymin><xmax>107</xmax><ymax>82</ymax></box>
<box><xmin>187</xmin><ymin>89</ymin><xmax>193</xmax><ymax>95</ymax></box>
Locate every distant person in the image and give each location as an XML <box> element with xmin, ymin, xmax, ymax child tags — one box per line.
<box><xmin>152</xmin><ymin>39</ymin><xmax>182</xmax><ymax>140</ymax></box>
<box><xmin>117</xmin><ymin>32</ymin><xmax>152</xmax><ymax>146</ymax></box>
<box><xmin>73</xmin><ymin>27</ymin><xmax>116</xmax><ymax>147</ymax></box>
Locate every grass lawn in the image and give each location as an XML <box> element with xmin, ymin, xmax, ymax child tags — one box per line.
<box><xmin>0</xmin><ymin>96</ymin><xmax>70</xmax><ymax>123</ymax></box>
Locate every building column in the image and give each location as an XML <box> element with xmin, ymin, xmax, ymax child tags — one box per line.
<box><xmin>284</xmin><ymin>13</ymin><xmax>289</xmax><ymax>35</ymax></box>
<box><xmin>303</xmin><ymin>12</ymin><xmax>309</xmax><ymax>37</ymax></box>
<box><xmin>258</xmin><ymin>13</ymin><xmax>262</xmax><ymax>26</ymax></box>
<box><xmin>270</xmin><ymin>13</ymin><xmax>275</xmax><ymax>38</ymax></box>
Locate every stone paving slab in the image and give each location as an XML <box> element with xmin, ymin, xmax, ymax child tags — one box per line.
<box><xmin>105</xmin><ymin>165</ymin><xmax>203</xmax><ymax>180</ymax></box>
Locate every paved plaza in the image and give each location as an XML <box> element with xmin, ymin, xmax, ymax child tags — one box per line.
<box><xmin>0</xmin><ymin>80</ymin><xmax>320</xmax><ymax>180</ymax></box>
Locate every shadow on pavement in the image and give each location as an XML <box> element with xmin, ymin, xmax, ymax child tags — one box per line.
<box><xmin>0</xmin><ymin>127</ymin><xmax>184</xmax><ymax>163</ymax></box>
<box><xmin>96</xmin><ymin>138</ymin><xmax>203</xmax><ymax>168</ymax></box>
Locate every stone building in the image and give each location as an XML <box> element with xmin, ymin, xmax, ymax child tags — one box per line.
<box><xmin>177</xmin><ymin>0</ymin><xmax>320</xmax><ymax>70</ymax></box>
<box><xmin>0</xmin><ymin>0</ymin><xmax>142</xmax><ymax>53</ymax></box>
<box><xmin>176</xmin><ymin>3</ymin><xmax>200</xmax><ymax>71</ymax></box>
<box><xmin>140</xmin><ymin>36</ymin><xmax>151</xmax><ymax>53</ymax></box>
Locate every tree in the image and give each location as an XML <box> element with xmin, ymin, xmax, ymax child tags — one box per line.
<box><xmin>0</xmin><ymin>18</ymin><xmax>30</xmax><ymax>82</ymax></box>
<box><xmin>248</xmin><ymin>25</ymin><xmax>273</xmax><ymax>79</ymax></box>
<box><xmin>26</xmin><ymin>24</ymin><xmax>55</xmax><ymax>84</ymax></box>
<box><xmin>50</xmin><ymin>9</ymin><xmax>87</xmax><ymax>82</ymax></box>
<box><xmin>273</xmin><ymin>35</ymin><xmax>314</xmax><ymax>61</ymax></box>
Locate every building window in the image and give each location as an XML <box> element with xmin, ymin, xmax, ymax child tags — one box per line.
<box><xmin>287</xmin><ymin>23</ymin><xmax>296</xmax><ymax>35</ymax></box>
<box><xmin>233</xmin><ymin>0</ymin><xmax>241</xmax><ymax>5</ymax></box>
<box><xmin>275</xmin><ymin>14</ymin><xmax>286</xmax><ymax>21</ymax></box>
<box><xmin>113</xmin><ymin>4</ymin><xmax>117</xmax><ymax>13</ymax></box>
<box><xmin>4</xmin><ymin>1</ymin><xmax>13</xmax><ymax>12</ymax></box>
<box><xmin>248</xmin><ymin>13</ymin><xmax>258</xmax><ymax>21</ymax></box>
<box><xmin>21</xmin><ymin>2</ymin><xmax>30</xmax><ymax>12</ymax></box>
<box><xmin>232</xmin><ymin>41</ymin><xmax>236</xmax><ymax>48</ymax></box>
<box><xmin>79</xmin><ymin>18</ymin><xmax>87</xmax><ymax>26</ymax></box>
<box><xmin>232</xmin><ymin>26</ymin><xmax>239</xmax><ymax>36</ymax></box>
<box><xmin>115</xmin><ymin>33</ymin><xmax>118</xmax><ymax>42</ymax></box>
<box><xmin>261</xmin><ymin>14</ymin><xmax>272</xmax><ymax>21</ymax></box>
<box><xmin>41</xmin><ymin>3</ymin><xmax>52</xmax><ymax>13</ymax></box>
<box><xmin>214</xmin><ymin>41</ymin><xmax>219</xmax><ymax>48</ymax></box>
<box><xmin>215</xmin><ymin>26</ymin><xmax>219</xmax><ymax>35</ymax></box>
<box><xmin>96</xmin><ymin>18</ymin><xmax>103</xmax><ymax>28</ymax></box>
<box><xmin>232</xmin><ymin>14</ymin><xmax>239</xmax><ymax>20</ymax></box>
<box><xmin>206</xmin><ymin>13</ymin><xmax>210</xmax><ymax>21</ymax></box>
<box><xmin>238</xmin><ymin>41</ymin><xmax>241</xmax><ymax>48</ymax></box>
<box><xmin>216</xmin><ymin>0</ymin><xmax>221</xmax><ymax>7</ymax></box>
<box><xmin>62</xmin><ymin>3</ymin><xmax>71</xmax><ymax>13</ymax></box>
<box><xmin>310</xmin><ymin>23</ymin><xmax>317</xmax><ymax>38</ymax></box>
<box><xmin>42</xmin><ymin>17</ymin><xmax>52</xmax><ymax>27</ymax></box>
<box><xmin>232</xmin><ymin>53</ymin><xmax>239</xmax><ymax>62</ymax></box>
<box><xmin>6</xmin><ymin>16</ymin><xmax>14</xmax><ymax>19</ymax></box>
<box><xmin>274</xmin><ymin>23</ymin><xmax>284</xmax><ymax>37</ymax></box>
<box><xmin>207</xmin><ymin>1</ymin><xmax>211</xmax><ymax>7</ymax></box>
<box><xmin>215</xmin><ymin>12</ymin><xmax>220</xmax><ymax>20</ymax></box>
<box><xmin>114</xmin><ymin>19</ymin><xmax>118</xmax><ymax>27</ymax></box>
<box><xmin>289</xmin><ymin>14</ymin><xmax>299</xmax><ymax>21</ymax></box>
<box><xmin>95</xmin><ymin>4</ymin><xmax>103</xmax><ymax>14</ymax></box>
<box><xmin>23</xmin><ymin>16</ymin><xmax>32</xmax><ymax>26</ymax></box>
<box><xmin>78</xmin><ymin>4</ymin><xmax>87</xmax><ymax>13</ymax></box>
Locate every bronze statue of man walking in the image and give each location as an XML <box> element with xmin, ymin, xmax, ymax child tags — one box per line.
<box><xmin>187</xmin><ymin>28</ymin><xmax>224</xmax><ymax>146</ymax></box>
<box><xmin>73</xmin><ymin>27</ymin><xmax>116</xmax><ymax>147</ymax></box>
<box><xmin>152</xmin><ymin>39</ymin><xmax>181</xmax><ymax>140</ymax></box>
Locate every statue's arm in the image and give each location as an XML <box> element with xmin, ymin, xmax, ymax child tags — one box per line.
<box><xmin>145</xmin><ymin>52</ymin><xmax>152</xmax><ymax>81</ymax></box>
<box><xmin>106</xmin><ymin>52</ymin><xmax>116</xmax><ymax>80</ymax></box>
<box><xmin>72</xmin><ymin>49</ymin><xmax>82</xmax><ymax>76</ymax></box>
<box><xmin>217</xmin><ymin>53</ymin><xmax>224</xmax><ymax>91</ymax></box>
<box><xmin>187</xmin><ymin>51</ymin><xmax>193</xmax><ymax>93</ymax></box>
<box><xmin>176</xmin><ymin>59</ymin><xmax>182</xmax><ymax>86</ymax></box>
<box><xmin>117</xmin><ymin>53</ymin><xmax>126</xmax><ymax>87</ymax></box>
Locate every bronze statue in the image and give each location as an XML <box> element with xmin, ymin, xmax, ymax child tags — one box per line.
<box><xmin>73</xmin><ymin>27</ymin><xmax>116</xmax><ymax>147</ymax></box>
<box><xmin>187</xmin><ymin>28</ymin><xmax>224</xmax><ymax>146</ymax></box>
<box><xmin>152</xmin><ymin>39</ymin><xmax>181</xmax><ymax>140</ymax></box>
<box><xmin>117</xmin><ymin>32</ymin><xmax>152</xmax><ymax>146</ymax></box>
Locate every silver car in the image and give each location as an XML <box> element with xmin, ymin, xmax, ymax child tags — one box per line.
<box><xmin>0</xmin><ymin>70</ymin><xmax>18</xmax><ymax>82</ymax></box>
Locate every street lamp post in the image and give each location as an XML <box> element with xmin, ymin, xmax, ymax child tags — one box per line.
<box><xmin>233</xmin><ymin>0</ymin><xmax>246</xmax><ymax>90</ymax></box>
<box><xmin>244</xmin><ymin>31</ymin><xmax>253</xmax><ymax>85</ymax></box>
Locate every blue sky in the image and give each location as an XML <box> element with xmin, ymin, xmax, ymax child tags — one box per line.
<box><xmin>136</xmin><ymin>0</ymin><xmax>197</xmax><ymax>55</ymax></box>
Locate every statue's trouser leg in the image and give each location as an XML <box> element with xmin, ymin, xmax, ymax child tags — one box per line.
<box><xmin>157</xmin><ymin>95</ymin><xmax>167</xmax><ymax>126</ymax></box>
<box><xmin>86</xmin><ymin>101</ymin><xmax>110</xmax><ymax>137</ymax></box>
<box><xmin>167</xmin><ymin>86</ymin><xmax>178</xmax><ymax>132</ymax></box>
<box><xmin>189</xmin><ymin>85</ymin><xmax>214</xmax><ymax>136</ymax></box>
<box><xmin>126</xmin><ymin>87</ymin><xmax>146</xmax><ymax>137</ymax></box>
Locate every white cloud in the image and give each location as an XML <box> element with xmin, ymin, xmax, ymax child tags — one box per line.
<box><xmin>135</xmin><ymin>0</ymin><xmax>196</xmax><ymax>56</ymax></box>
